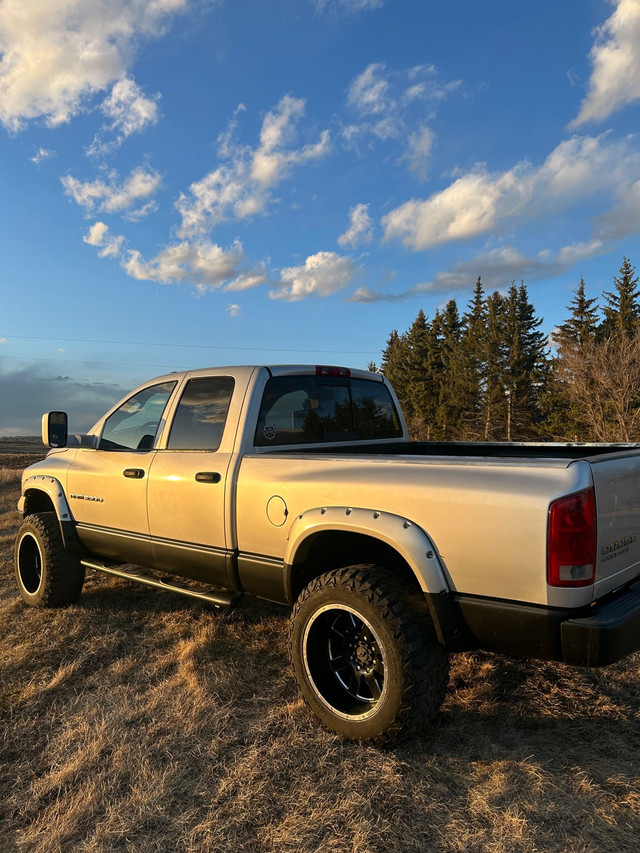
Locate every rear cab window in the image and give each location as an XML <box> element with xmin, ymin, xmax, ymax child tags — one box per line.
<box><xmin>254</xmin><ymin>375</ymin><xmax>402</xmax><ymax>447</ymax></box>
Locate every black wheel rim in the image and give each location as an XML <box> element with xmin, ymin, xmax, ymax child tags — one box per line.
<box><xmin>17</xmin><ymin>533</ymin><xmax>43</xmax><ymax>594</ymax></box>
<box><xmin>303</xmin><ymin>604</ymin><xmax>387</xmax><ymax>720</ymax></box>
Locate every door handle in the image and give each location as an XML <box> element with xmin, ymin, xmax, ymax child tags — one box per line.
<box><xmin>123</xmin><ymin>468</ymin><xmax>145</xmax><ymax>479</ymax></box>
<box><xmin>195</xmin><ymin>471</ymin><xmax>221</xmax><ymax>483</ymax></box>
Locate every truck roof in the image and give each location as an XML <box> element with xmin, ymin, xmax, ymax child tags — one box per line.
<box><xmin>144</xmin><ymin>364</ymin><xmax>384</xmax><ymax>384</ymax></box>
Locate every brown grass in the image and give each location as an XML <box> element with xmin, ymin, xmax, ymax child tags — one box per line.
<box><xmin>1</xmin><ymin>467</ymin><xmax>639</xmax><ymax>853</ymax></box>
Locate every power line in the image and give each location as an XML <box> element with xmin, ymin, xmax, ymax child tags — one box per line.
<box><xmin>0</xmin><ymin>354</ymin><xmax>178</xmax><ymax>369</ymax></box>
<box><xmin>0</xmin><ymin>333</ymin><xmax>379</xmax><ymax>356</ymax></box>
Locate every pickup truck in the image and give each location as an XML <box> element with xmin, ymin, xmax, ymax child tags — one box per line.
<box><xmin>13</xmin><ymin>364</ymin><xmax>640</xmax><ymax>743</ymax></box>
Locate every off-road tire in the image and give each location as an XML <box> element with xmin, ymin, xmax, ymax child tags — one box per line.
<box><xmin>14</xmin><ymin>513</ymin><xmax>85</xmax><ymax>607</ymax></box>
<box><xmin>289</xmin><ymin>564</ymin><xmax>450</xmax><ymax>745</ymax></box>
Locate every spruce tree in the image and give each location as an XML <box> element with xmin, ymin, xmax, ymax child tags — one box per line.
<box><xmin>601</xmin><ymin>257</ymin><xmax>640</xmax><ymax>338</ymax></box>
<box><xmin>435</xmin><ymin>299</ymin><xmax>463</xmax><ymax>438</ymax></box>
<box><xmin>502</xmin><ymin>283</ymin><xmax>548</xmax><ymax>439</ymax></box>
<box><xmin>546</xmin><ymin>278</ymin><xmax>600</xmax><ymax>440</ymax></box>
<box><xmin>380</xmin><ymin>329</ymin><xmax>407</xmax><ymax>410</ymax></box>
<box><xmin>555</xmin><ymin>277</ymin><xmax>599</xmax><ymax>351</ymax></box>
<box><xmin>483</xmin><ymin>291</ymin><xmax>507</xmax><ymax>440</ymax></box>
<box><xmin>402</xmin><ymin>309</ymin><xmax>438</xmax><ymax>435</ymax></box>
<box><xmin>458</xmin><ymin>277</ymin><xmax>488</xmax><ymax>439</ymax></box>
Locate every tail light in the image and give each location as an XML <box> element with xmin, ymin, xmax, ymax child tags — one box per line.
<box><xmin>547</xmin><ymin>488</ymin><xmax>597</xmax><ymax>587</ymax></box>
<box><xmin>316</xmin><ymin>365</ymin><xmax>351</xmax><ymax>378</ymax></box>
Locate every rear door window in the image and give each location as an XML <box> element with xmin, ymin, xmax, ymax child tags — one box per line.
<box><xmin>167</xmin><ymin>376</ymin><xmax>235</xmax><ymax>450</ymax></box>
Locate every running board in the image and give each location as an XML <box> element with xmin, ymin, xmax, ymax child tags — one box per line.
<box><xmin>81</xmin><ymin>559</ymin><xmax>238</xmax><ymax>607</ymax></box>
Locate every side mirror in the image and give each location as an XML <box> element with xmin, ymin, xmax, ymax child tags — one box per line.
<box><xmin>42</xmin><ymin>411</ymin><xmax>68</xmax><ymax>448</ymax></box>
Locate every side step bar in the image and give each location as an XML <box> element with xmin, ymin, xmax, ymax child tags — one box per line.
<box><xmin>81</xmin><ymin>558</ymin><xmax>239</xmax><ymax>607</ymax></box>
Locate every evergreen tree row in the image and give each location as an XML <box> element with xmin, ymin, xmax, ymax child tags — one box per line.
<box><xmin>377</xmin><ymin>257</ymin><xmax>640</xmax><ymax>442</ymax></box>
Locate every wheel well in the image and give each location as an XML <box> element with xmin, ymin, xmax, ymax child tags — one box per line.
<box><xmin>288</xmin><ymin>531</ymin><xmax>423</xmax><ymax>603</ymax></box>
<box><xmin>23</xmin><ymin>489</ymin><xmax>56</xmax><ymax>517</ymax></box>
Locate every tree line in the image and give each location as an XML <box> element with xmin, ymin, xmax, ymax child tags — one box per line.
<box><xmin>374</xmin><ymin>257</ymin><xmax>640</xmax><ymax>442</ymax></box>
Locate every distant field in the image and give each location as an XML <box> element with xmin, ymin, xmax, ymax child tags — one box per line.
<box><xmin>0</xmin><ymin>436</ymin><xmax>46</xmax><ymax>454</ymax></box>
<box><xmin>0</xmin><ymin>475</ymin><xmax>638</xmax><ymax>852</ymax></box>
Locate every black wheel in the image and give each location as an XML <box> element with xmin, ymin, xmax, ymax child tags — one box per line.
<box><xmin>14</xmin><ymin>513</ymin><xmax>85</xmax><ymax>607</ymax></box>
<box><xmin>289</xmin><ymin>565</ymin><xmax>450</xmax><ymax>744</ymax></box>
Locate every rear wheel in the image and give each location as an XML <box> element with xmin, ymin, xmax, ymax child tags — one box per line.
<box><xmin>289</xmin><ymin>565</ymin><xmax>449</xmax><ymax>744</ymax></box>
<box><xmin>14</xmin><ymin>513</ymin><xmax>85</xmax><ymax>607</ymax></box>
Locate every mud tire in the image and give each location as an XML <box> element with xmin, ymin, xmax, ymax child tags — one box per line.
<box><xmin>14</xmin><ymin>513</ymin><xmax>85</xmax><ymax>607</ymax></box>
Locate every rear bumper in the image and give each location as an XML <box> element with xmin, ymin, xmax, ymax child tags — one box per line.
<box><xmin>561</xmin><ymin>581</ymin><xmax>640</xmax><ymax>666</ymax></box>
<box><xmin>450</xmin><ymin>581</ymin><xmax>640</xmax><ymax>667</ymax></box>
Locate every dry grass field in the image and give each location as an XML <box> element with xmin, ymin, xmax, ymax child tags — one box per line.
<box><xmin>1</xmin><ymin>451</ymin><xmax>639</xmax><ymax>853</ymax></box>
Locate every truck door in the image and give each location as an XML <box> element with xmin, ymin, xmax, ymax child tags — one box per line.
<box><xmin>67</xmin><ymin>380</ymin><xmax>177</xmax><ymax>566</ymax></box>
<box><xmin>146</xmin><ymin>375</ymin><xmax>236</xmax><ymax>587</ymax></box>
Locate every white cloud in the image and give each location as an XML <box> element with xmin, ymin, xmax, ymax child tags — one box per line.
<box><xmin>572</xmin><ymin>0</ymin><xmax>640</xmax><ymax>127</ymax></box>
<box><xmin>82</xmin><ymin>221</ymin><xmax>125</xmax><ymax>258</ymax></box>
<box><xmin>0</xmin><ymin>0</ymin><xmax>187</xmax><ymax>131</ymax></box>
<box><xmin>224</xmin><ymin>269</ymin><xmax>268</xmax><ymax>291</ymax></box>
<box><xmin>87</xmin><ymin>78</ymin><xmax>160</xmax><ymax>156</ymax></box>
<box><xmin>122</xmin><ymin>239</ymin><xmax>266</xmax><ymax>294</ymax></box>
<box><xmin>400</xmin><ymin>124</ymin><xmax>434</xmax><ymax>182</ymax></box>
<box><xmin>382</xmin><ymin>133</ymin><xmax>640</xmax><ymax>250</ymax></box>
<box><xmin>62</xmin><ymin>166</ymin><xmax>162</xmax><ymax>217</ymax></box>
<box><xmin>0</xmin><ymin>337</ymin><xmax>7</xmax><ymax>345</ymax></box>
<box><xmin>347</xmin><ymin>62</ymin><xmax>392</xmax><ymax>118</ymax></box>
<box><xmin>83</xmin><ymin>222</ymin><xmax>109</xmax><ymax>246</ymax></box>
<box><xmin>176</xmin><ymin>96</ymin><xmax>330</xmax><ymax>237</ymax></box>
<box><xmin>31</xmin><ymin>147</ymin><xmax>55</xmax><ymax>164</ymax></box>
<box><xmin>338</xmin><ymin>203</ymin><xmax>373</xmax><ymax>247</ymax></box>
<box><xmin>270</xmin><ymin>251</ymin><xmax>356</xmax><ymax>301</ymax></box>
<box><xmin>350</xmin><ymin>241</ymin><xmax>607</xmax><ymax>302</ymax></box>
<box><xmin>226</xmin><ymin>303</ymin><xmax>241</xmax><ymax>317</ymax></box>
<box><xmin>343</xmin><ymin>62</ymin><xmax>460</xmax><ymax>171</ymax></box>
<box><xmin>314</xmin><ymin>0</ymin><xmax>383</xmax><ymax>14</ymax></box>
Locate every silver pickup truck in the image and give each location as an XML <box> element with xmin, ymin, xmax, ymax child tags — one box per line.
<box><xmin>14</xmin><ymin>364</ymin><xmax>640</xmax><ymax>743</ymax></box>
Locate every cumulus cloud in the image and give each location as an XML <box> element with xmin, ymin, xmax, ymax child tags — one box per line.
<box><xmin>176</xmin><ymin>96</ymin><xmax>330</xmax><ymax>237</ymax></box>
<box><xmin>382</xmin><ymin>133</ymin><xmax>640</xmax><ymax>250</ymax></box>
<box><xmin>61</xmin><ymin>166</ymin><xmax>162</xmax><ymax>218</ymax></box>
<box><xmin>270</xmin><ymin>251</ymin><xmax>356</xmax><ymax>301</ymax></box>
<box><xmin>0</xmin><ymin>365</ymin><xmax>125</xmax><ymax>436</ymax></box>
<box><xmin>350</xmin><ymin>241</ymin><xmax>606</xmax><ymax>302</ymax></box>
<box><xmin>572</xmin><ymin>0</ymin><xmax>640</xmax><ymax>127</ymax></box>
<box><xmin>122</xmin><ymin>239</ymin><xmax>267</xmax><ymax>294</ymax></box>
<box><xmin>0</xmin><ymin>0</ymin><xmax>187</xmax><ymax>131</ymax></box>
<box><xmin>338</xmin><ymin>203</ymin><xmax>373</xmax><ymax>247</ymax></box>
<box><xmin>83</xmin><ymin>221</ymin><xmax>125</xmax><ymax>258</ymax></box>
<box><xmin>31</xmin><ymin>147</ymin><xmax>55</xmax><ymax>164</ymax></box>
<box><xmin>87</xmin><ymin>78</ymin><xmax>160</xmax><ymax>156</ymax></box>
<box><xmin>226</xmin><ymin>303</ymin><xmax>241</xmax><ymax>317</ymax></box>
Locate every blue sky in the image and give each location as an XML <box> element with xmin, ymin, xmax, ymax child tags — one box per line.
<box><xmin>1</xmin><ymin>0</ymin><xmax>640</xmax><ymax>434</ymax></box>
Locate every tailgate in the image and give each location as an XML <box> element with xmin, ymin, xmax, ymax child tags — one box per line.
<box><xmin>589</xmin><ymin>451</ymin><xmax>640</xmax><ymax>599</ymax></box>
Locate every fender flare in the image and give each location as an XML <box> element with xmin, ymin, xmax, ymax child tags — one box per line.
<box><xmin>19</xmin><ymin>474</ymin><xmax>82</xmax><ymax>552</ymax></box>
<box><xmin>284</xmin><ymin>505</ymin><xmax>450</xmax><ymax>596</ymax></box>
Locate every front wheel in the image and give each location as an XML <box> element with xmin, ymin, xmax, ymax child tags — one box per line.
<box><xmin>289</xmin><ymin>565</ymin><xmax>449</xmax><ymax>745</ymax></box>
<box><xmin>14</xmin><ymin>513</ymin><xmax>85</xmax><ymax>607</ymax></box>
